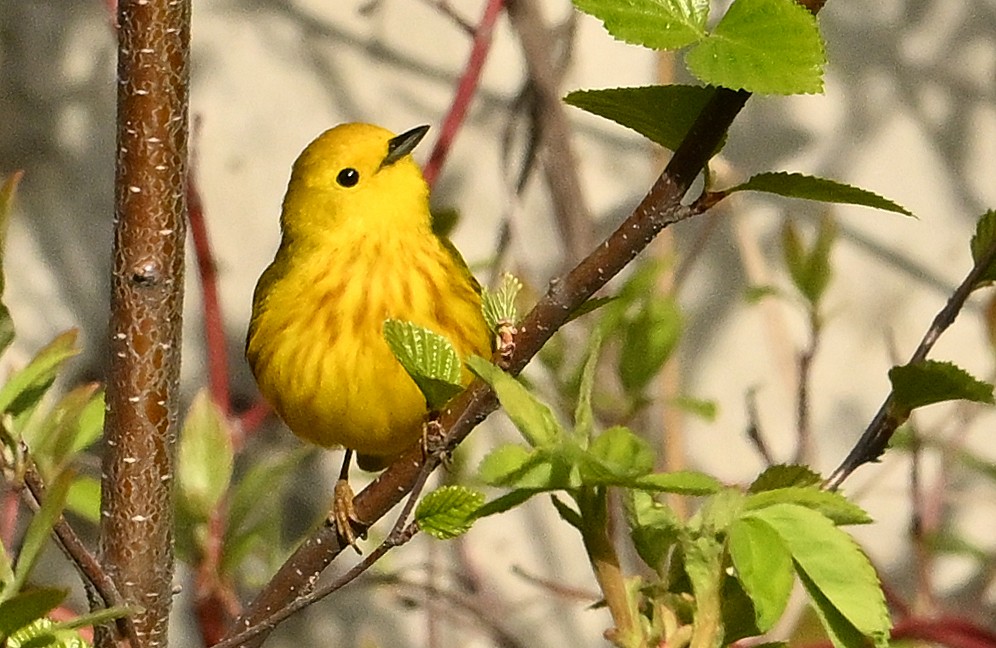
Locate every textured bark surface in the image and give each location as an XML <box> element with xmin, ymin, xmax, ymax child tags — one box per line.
<box><xmin>98</xmin><ymin>0</ymin><xmax>190</xmax><ymax>645</ymax></box>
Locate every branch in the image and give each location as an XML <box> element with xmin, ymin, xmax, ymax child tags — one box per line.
<box><xmin>227</xmin><ymin>83</ymin><xmax>751</xmax><ymax>646</ymax></box>
<box><xmin>825</xmin><ymin>235</ymin><xmax>996</xmax><ymax>489</ymax></box>
<box><xmin>98</xmin><ymin>0</ymin><xmax>190</xmax><ymax>645</ymax></box>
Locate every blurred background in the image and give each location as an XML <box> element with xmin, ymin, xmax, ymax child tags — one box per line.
<box><xmin>1</xmin><ymin>0</ymin><xmax>994</xmax><ymax>645</ymax></box>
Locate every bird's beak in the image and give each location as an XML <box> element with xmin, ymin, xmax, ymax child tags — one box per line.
<box><xmin>381</xmin><ymin>125</ymin><xmax>430</xmax><ymax>168</ymax></box>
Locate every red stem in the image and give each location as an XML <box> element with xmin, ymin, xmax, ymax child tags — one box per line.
<box><xmin>187</xmin><ymin>118</ymin><xmax>231</xmax><ymax>418</ymax></box>
<box><xmin>422</xmin><ymin>0</ymin><xmax>505</xmax><ymax>188</ymax></box>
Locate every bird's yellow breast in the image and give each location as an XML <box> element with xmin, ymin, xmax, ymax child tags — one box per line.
<box><xmin>246</xmin><ymin>223</ymin><xmax>489</xmax><ymax>459</ymax></box>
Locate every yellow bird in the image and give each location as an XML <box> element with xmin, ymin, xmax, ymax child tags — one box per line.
<box><xmin>246</xmin><ymin>123</ymin><xmax>491</xmax><ymax>535</ymax></box>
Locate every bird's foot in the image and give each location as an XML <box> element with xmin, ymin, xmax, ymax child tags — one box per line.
<box><xmin>330</xmin><ymin>478</ymin><xmax>366</xmax><ymax>554</ymax></box>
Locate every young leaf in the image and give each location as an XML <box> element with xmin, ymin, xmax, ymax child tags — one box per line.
<box><xmin>782</xmin><ymin>216</ymin><xmax>835</xmax><ymax>305</ymax></box>
<box><xmin>383</xmin><ymin>319</ymin><xmax>464</xmax><ymax>410</ymax></box>
<box><xmin>633</xmin><ymin>471</ymin><xmax>722</xmax><ymax>495</ymax></box>
<box><xmin>749</xmin><ymin>464</ymin><xmax>822</xmax><ymax>492</ymax></box>
<box><xmin>669</xmin><ymin>395</ymin><xmax>718</xmax><ymax>421</ymax></box>
<box><xmin>574</xmin><ymin>326</ymin><xmax>605</xmax><ymax>442</ymax></box>
<box><xmin>888</xmin><ymin>360</ymin><xmax>995</xmax><ymax>417</ymax></box>
<box><xmin>21</xmin><ymin>383</ymin><xmax>102</xmax><ymax>472</ymax></box>
<box><xmin>626</xmin><ymin>491</ymin><xmax>683</xmax><ymax>571</ymax></box>
<box><xmin>682</xmin><ymin>534</ymin><xmax>725</xmax><ymax>644</ymax></box>
<box><xmin>473</xmin><ymin>488</ymin><xmax>543</xmax><ymax>519</ymax></box>
<box><xmin>728</xmin><ymin>517</ymin><xmax>793</xmax><ymax>632</ymax></box>
<box><xmin>9</xmin><ymin>471</ymin><xmax>74</xmax><ymax>598</ymax></box>
<box><xmin>467</xmin><ymin>356</ymin><xmax>564</xmax><ymax>447</ymax></box>
<box><xmin>477</xmin><ymin>444</ymin><xmax>569</xmax><ymax>489</ymax></box>
<box><xmin>564</xmin><ymin>86</ymin><xmax>721</xmax><ymax>153</ymax></box>
<box><xmin>416</xmin><ymin>485</ymin><xmax>485</xmax><ymax>540</ymax></box>
<box><xmin>0</xmin><ymin>330</ymin><xmax>81</xmax><ymax>420</ymax></box>
<box><xmin>571</xmin><ymin>0</ymin><xmax>709</xmax><ymax>50</ymax></box>
<box><xmin>618</xmin><ymin>295</ymin><xmax>683</xmax><ymax>392</ymax></box>
<box><xmin>685</xmin><ymin>0</ymin><xmax>826</xmax><ymax>95</ymax></box>
<box><xmin>579</xmin><ymin>426</ymin><xmax>655</xmax><ymax>483</ymax></box>
<box><xmin>481</xmin><ymin>273</ymin><xmax>523</xmax><ymax>332</ymax></box>
<box><xmin>969</xmin><ymin>210</ymin><xmax>996</xmax><ymax>284</ymax></box>
<box><xmin>0</xmin><ymin>588</ymin><xmax>67</xmax><ymax>638</ymax></box>
<box><xmin>550</xmin><ymin>494</ymin><xmax>584</xmax><ymax>532</ymax></box>
<box><xmin>746</xmin><ymin>504</ymin><xmax>890</xmax><ymax>646</ymax></box>
<box><xmin>724</xmin><ymin>172</ymin><xmax>913</xmax><ymax>216</ymax></box>
<box><xmin>65</xmin><ymin>476</ymin><xmax>100</xmax><ymax>524</ymax></box>
<box><xmin>177</xmin><ymin>390</ymin><xmax>234</xmax><ymax>522</ymax></box>
<box><xmin>744</xmin><ymin>487</ymin><xmax>872</xmax><ymax>525</ymax></box>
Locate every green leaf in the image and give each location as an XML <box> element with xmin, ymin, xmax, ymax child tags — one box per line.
<box><xmin>416</xmin><ymin>485</ymin><xmax>485</xmax><ymax>540</ymax></box>
<box><xmin>782</xmin><ymin>215</ymin><xmax>836</xmax><ymax>305</ymax></box>
<box><xmin>177</xmin><ymin>390</ymin><xmax>234</xmax><ymax>521</ymax></box>
<box><xmin>473</xmin><ymin>488</ymin><xmax>543</xmax><ymax>519</ymax></box>
<box><xmin>8</xmin><ymin>472</ymin><xmax>73</xmax><ymax>599</ymax></box>
<box><xmin>682</xmin><ymin>534</ymin><xmax>725</xmax><ymax>645</ymax></box>
<box><xmin>626</xmin><ymin>491</ymin><xmax>683</xmax><ymax>571</ymax></box>
<box><xmin>477</xmin><ymin>444</ymin><xmax>575</xmax><ymax>489</ymax></box>
<box><xmin>728</xmin><ymin>517</ymin><xmax>793</xmax><ymax>631</ymax></box>
<box><xmin>572</xmin><ymin>0</ymin><xmax>709</xmax><ymax>50</ymax></box>
<box><xmin>618</xmin><ymin>295</ymin><xmax>683</xmax><ymax>392</ymax></box>
<box><xmin>0</xmin><ymin>172</ymin><xmax>23</xmax><ymax>300</ymax></box>
<box><xmin>725</xmin><ymin>172</ymin><xmax>913</xmax><ymax>216</ymax></box>
<box><xmin>744</xmin><ymin>487</ymin><xmax>872</xmax><ymax>525</ymax></box>
<box><xmin>383</xmin><ymin>319</ymin><xmax>464</xmax><ymax>410</ymax></box>
<box><xmin>481</xmin><ymin>273</ymin><xmax>523</xmax><ymax>332</ymax></box>
<box><xmin>64</xmin><ymin>476</ymin><xmax>100</xmax><ymax>524</ymax></box>
<box><xmin>574</xmin><ymin>326</ymin><xmax>605</xmax><ymax>442</ymax></box>
<box><xmin>467</xmin><ymin>356</ymin><xmax>564</xmax><ymax>447</ymax></box>
<box><xmin>669</xmin><ymin>395</ymin><xmax>717</xmax><ymax>421</ymax></box>
<box><xmin>0</xmin><ymin>330</ymin><xmax>81</xmax><ymax>420</ymax></box>
<box><xmin>685</xmin><ymin>0</ymin><xmax>826</xmax><ymax>95</ymax></box>
<box><xmin>889</xmin><ymin>360</ymin><xmax>995</xmax><ymax>417</ymax></box>
<box><xmin>22</xmin><ymin>384</ymin><xmax>102</xmax><ymax>472</ymax></box>
<box><xmin>633</xmin><ymin>470</ymin><xmax>722</xmax><ymax>495</ymax></box>
<box><xmin>969</xmin><ymin>210</ymin><xmax>996</xmax><ymax>284</ymax></box>
<box><xmin>692</xmin><ymin>487</ymin><xmax>745</xmax><ymax>533</ymax></box>
<box><xmin>749</xmin><ymin>464</ymin><xmax>822</xmax><ymax>492</ymax></box>
<box><xmin>0</xmin><ymin>588</ymin><xmax>67</xmax><ymax>638</ymax></box>
<box><xmin>580</xmin><ymin>426</ymin><xmax>655</xmax><ymax>483</ymax></box>
<box><xmin>798</xmin><ymin>568</ymin><xmax>874</xmax><ymax>648</ymax></box>
<box><xmin>564</xmin><ymin>86</ymin><xmax>721</xmax><ymax>153</ymax></box>
<box><xmin>746</xmin><ymin>504</ymin><xmax>890</xmax><ymax>645</ymax></box>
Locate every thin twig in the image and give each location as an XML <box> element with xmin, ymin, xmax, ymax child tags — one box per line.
<box><xmin>825</xmin><ymin>235</ymin><xmax>996</xmax><ymax>489</ymax></box>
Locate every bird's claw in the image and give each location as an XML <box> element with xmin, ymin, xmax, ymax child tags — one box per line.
<box><xmin>331</xmin><ymin>478</ymin><xmax>365</xmax><ymax>554</ymax></box>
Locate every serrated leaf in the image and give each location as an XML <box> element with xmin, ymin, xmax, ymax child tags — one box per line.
<box><xmin>0</xmin><ymin>331</ymin><xmax>80</xmax><ymax>420</ymax></box>
<box><xmin>745</xmin><ymin>487</ymin><xmax>872</xmax><ymax>525</ymax></box>
<box><xmin>8</xmin><ymin>471</ymin><xmax>73</xmax><ymax>599</ymax></box>
<box><xmin>482</xmin><ymin>273</ymin><xmax>523</xmax><ymax>332</ymax></box>
<box><xmin>383</xmin><ymin>319</ymin><xmax>464</xmax><ymax>410</ymax></box>
<box><xmin>565</xmin><ymin>86</ymin><xmax>721</xmax><ymax>153</ymax></box>
<box><xmin>685</xmin><ymin>0</ymin><xmax>826</xmax><ymax>95</ymax></box>
<box><xmin>691</xmin><ymin>487</ymin><xmax>745</xmax><ymax>533</ymax></box>
<box><xmin>467</xmin><ymin>356</ymin><xmax>563</xmax><ymax>447</ymax></box>
<box><xmin>416</xmin><ymin>485</ymin><xmax>485</xmax><ymax>540</ymax></box>
<box><xmin>177</xmin><ymin>391</ymin><xmax>234</xmax><ymax>521</ymax></box>
<box><xmin>798</xmin><ymin>568</ymin><xmax>874</xmax><ymax>648</ymax></box>
<box><xmin>64</xmin><ymin>476</ymin><xmax>100</xmax><ymax>524</ymax></box>
<box><xmin>729</xmin><ymin>517</ymin><xmax>793</xmax><ymax>631</ymax></box>
<box><xmin>633</xmin><ymin>470</ymin><xmax>722</xmax><ymax>495</ymax></box>
<box><xmin>619</xmin><ymin>295</ymin><xmax>683</xmax><ymax>392</ymax></box>
<box><xmin>746</xmin><ymin>504</ymin><xmax>890</xmax><ymax>645</ymax></box>
<box><xmin>0</xmin><ymin>588</ymin><xmax>67</xmax><ymax>638</ymax></box>
<box><xmin>749</xmin><ymin>464</ymin><xmax>822</xmax><ymax>492</ymax></box>
<box><xmin>889</xmin><ymin>360</ymin><xmax>995</xmax><ymax>417</ymax></box>
<box><xmin>726</xmin><ymin>172</ymin><xmax>913</xmax><ymax>216</ymax></box>
<box><xmin>969</xmin><ymin>210</ymin><xmax>996</xmax><ymax>284</ymax></box>
<box><xmin>580</xmin><ymin>426</ymin><xmax>655</xmax><ymax>483</ymax></box>
<box><xmin>572</xmin><ymin>0</ymin><xmax>709</xmax><ymax>50</ymax></box>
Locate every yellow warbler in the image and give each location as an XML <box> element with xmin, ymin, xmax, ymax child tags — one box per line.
<box><xmin>246</xmin><ymin>123</ymin><xmax>491</xmax><ymax>474</ymax></box>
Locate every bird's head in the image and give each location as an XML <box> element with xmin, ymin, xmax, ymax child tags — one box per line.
<box><xmin>280</xmin><ymin>123</ymin><xmax>432</xmax><ymax>242</ymax></box>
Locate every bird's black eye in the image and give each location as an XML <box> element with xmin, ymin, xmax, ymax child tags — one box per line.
<box><xmin>336</xmin><ymin>168</ymin><xmax>359</xmax><ymax>187</ymax></box>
